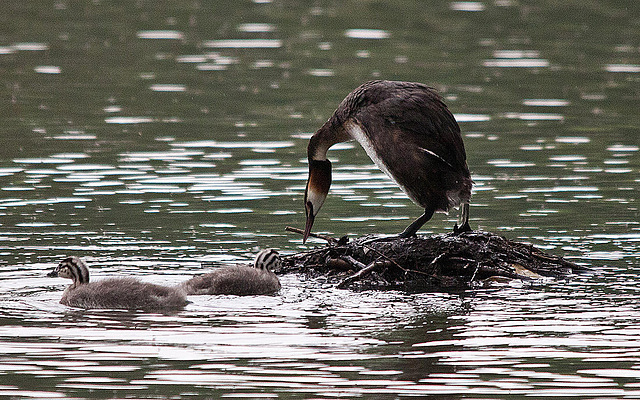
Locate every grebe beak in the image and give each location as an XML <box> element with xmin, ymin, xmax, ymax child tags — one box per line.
<box><xmin>302</xmin><ymin>159</ymin><xmax>332</xmax><ymax>244</ymax></box>
<box><xmin>303</xmin><ymin>200</ymin><xmax>315</xmax><ymax>243</ymax></box>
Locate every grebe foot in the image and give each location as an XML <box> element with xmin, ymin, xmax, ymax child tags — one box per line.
<box><xmin>361</xmin><ymin>225</ymin><xmax>422</xmax><ymax>244</ymax></box>
<box><xmin>398</xmin><ymin>208</ymin><xmax>434</xmax><ymax>238</ymax></box>
<box><xmin>397</xmin><ymin>230</ymin><xmax>416</xmax><ymax>239</ymax></box>
<box><xmin>362</xmin><ymin>235</ymin><xmax>401</xmax><ymax>244</ymax></box>
<box><xmin>453</xmin><ymin>221</ymin><xmax>472</xmax><ymax>234</ymax></box>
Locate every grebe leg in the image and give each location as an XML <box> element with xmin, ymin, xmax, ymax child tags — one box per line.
<box><xmin>398</xmin><ymin>208</ymin><xmax>434</xmax><ymax>238</ymax></box>
<box><xmin>453</xmin><ymin>202</ymin><xmax>472</xmax><ymax>234</ymax></box>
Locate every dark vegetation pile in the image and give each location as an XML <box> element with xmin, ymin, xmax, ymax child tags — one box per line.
<box><xmin>280</xmin><ymin>228</ymin><xmax>585</xmax><ymax>291</ymax></box>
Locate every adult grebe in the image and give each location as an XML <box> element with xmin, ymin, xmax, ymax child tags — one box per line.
<box><xmin>303</xmin><ymin>80</ymin><xmax>472</xmax><ymax>242</ymax></box>
<box><xmin>179</xmin><ymin>249</ymin><xmax>281</xmax><ymax>296</ymax></box>
<box><xmin>48</xmin><ymin>257</ymin><xmax>188</xmax><ymax>311</ymax></box>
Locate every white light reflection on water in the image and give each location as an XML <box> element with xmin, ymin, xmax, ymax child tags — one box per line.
<box><xmin>237</xmin><ymin>23</ymin><xmax>276</xmax><ymax>33</ymax></box>
<box><xmin>307</xmin><ymin>68</ymin><xmax>335</xmax><ymax>77</ymax></box>
<box><xmin>523</xmin><ymin>99</ymin><xmax>571</xmax><ymax>107</ymax></box>
<box><xmin>51</xmin><ymin>132</ymin><xmax>97</xmax><ymax>140</ymax></box>
<box><xmin>203</xmin><ymin>39</ymin><xmax>283</xmax><ymax>48</ymax></box>
<box><xmin>450</xmin><ymin>1</ymin><xmax>486</xmax><ymax>12</ymax></box>
<box><xmin>13</xmin><ymin>157</ymin><xmax>73</xmax><ymax>165</ymax></box>
<box><xmin>196</xmin><ymin>64</ymin><xmax>227</xmax><ymax>71</ymax></box>
<box><xmin>104</xmin><ymin>116</ymin><xmax>155</xmax><ymax>124</ymax></box>
<box><xmin>0</xmin><ymin>197</ymin><xmax>92</xmax><ymax>207</ymax></box>
<box><xmin>503</xmin><ymin>112</ymin><xmax>564</xmax><ymax>121</ymax></box>
<box><xmin>149</xmin><ymin>84</ymin><xmax>187</xmax><ymax>92</ymax></box>
<box><xmin>604</xmin><ymin>64</ymin><xmax>640</xmax><ymax>73</ymax></box>
<box><xmin>454</xmin><ymin>113</ymin><xmax>491</xmax><ymax>122</ymax></box>
<box><xmin>33</xmin><ymin>65</ymin><xmax>61</xmax><ymax>74</ymax></box>
<box><xmin>484</xmin><ymin>59</ymin><xmax>549</xmax><ymax>68</ymax></box>
<box><xmin>344</xmin><ymin>29</ymin><xmax>391</xmax><ymax>39</ymax></box>
<box><xmin>484</xmin><ymin>49</ymin><xmax>550</xmax><ymax>68</ymax></box>
<box><xmin>136</xmin><ymin>30</ymin><xmax>184</xmax><ymax>40</ymax></box>
<box><xmin>172</xmin><ymin>141</ymin><xmax>294</xmax><ymax>149</ymax></box>
<box><xmin>487</xmin><ymin>159</ymin><xmax>535</xmax><ymax>168</ymax></box>
<box><xmin>12</xmin><ymin>42</ymin><xmax>49</xmax><ymax>51</ymax></box>
<box><xmin>556</xmin><ymin>136</ymin><xmax>590</xmax><ymax>144</ymax></box>
<box><xmin>607</xmin><ymin>144</ymin><xmax>639</xmax><ymax>152</ymax></box>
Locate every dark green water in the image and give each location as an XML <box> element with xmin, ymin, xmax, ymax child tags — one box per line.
<box><xmin>0</xmin><ymin>1</ymin><xmax>639</xmax><ymax>398</ymax></box>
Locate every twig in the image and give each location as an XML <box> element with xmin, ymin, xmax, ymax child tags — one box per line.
<box><xmin>337</xmin><ymin>260</ymin><xmax>381</xmax><ymax>289</ymax></box>
<box><xmin>283</xmin><ymin>246</ymin><xmax>329</xmax><ymax>260</ymax></box>
<box><xmin>357</xmin><ymin>242</ymin><xmax>431</xmax><ymax>279</ymax></box>
<box><xmin>426</xmin><ymin>253</ymin><xmax>447</xmax><ymax>273</ymax></box>
<box><xmin>361</xmin><ymin>242</ymin><xmax>433</xmax><ymax>277</ymax></box>
<box><xmin>285</xmin><ymin>226</ymin><xmax>338</xmax><ymax>245</ymax></box>
<box><xmin>469</xmin><ymin>262</ymin><xmax>480</xmax><ymax>282</ymax></box>
<box><xmin>448</xmin><ymin>256</ymin><xmax>477</xmax><ymax>263</ymax></box>
<box><xmin>361</xmin><ymin>243</ymin><xmax>407</xmax><ymax>272</ymax></box>
<box><xmin>342</xmin><ymin>255</ymin><xmax>367</xmax><ymax>270</ymax></box>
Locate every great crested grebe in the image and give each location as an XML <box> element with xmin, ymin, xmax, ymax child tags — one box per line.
<box><xmin>303</xmin><ymin>80</ymin><xmax>472</xmax><ymax>242</ymax></box>
<box><xmin>179</xmin><ymin>249</ymin><xmax>281</xmax><ymax>296</ymax></box>
<box><xmin>48</xmin><ymin>256</ymin><xmax>189</xmax><ymax>311</ymax></box>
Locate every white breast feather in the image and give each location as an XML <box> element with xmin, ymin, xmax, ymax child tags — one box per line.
<box><xmin>345</xmin><ymin>119</ymin><xmax>465</xmax><ymax>211</ymax></box>
<box><xmin>345</xmin><ymin>120</ymin><xmax>418</xmax><ymax>204</ymax></box>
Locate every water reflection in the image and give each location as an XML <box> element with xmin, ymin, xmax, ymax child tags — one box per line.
<box><xmin>483</xmin><ymin>50</ymin><xmax>550</xmax><ymax>68</ymax></box>
<box><xmin>5</xmin><ymin>270</ymin><xmax>640</xmax><ymax>397</ymax></box>
<box><xmin>104</xmin><ymin>117</ymin><xmax>155</xmax><ymax>124</ymax></box>
<box><xmin>503</xmin><ymin>112</ymin><xmax>564</xmax><ymax>121</ymax></box>
<box><xmin>204</xmin><ymin>39</ymin><xmax>283</xmax><ymax>49</ymax></box>
<box><xmin>450</xmin><ymin>1</ymin><xmax>486</xmax><ymax>12</ymax></box>
<box><xmin>1</xmin><ymin>273</ymin><xmax>467</xmax><ymax>397</ymax></box>
<box><xmin>523</xmin><ymin>99</ymin><xmax>571</xmax><ymax>107</ymax></box>
<box><xmin>344</xmin><ymin>29</ymin><xmax>391</xmax><ymax>39</ymax></box>
<box><xmin>34</xmin><ymin>66</ymin><xmax>62</xmax><ymax>74</ymax></box>
<box><xmin>11</xmin><ymin>42</ymin><xmax>49</xmax><ymax>51</ymax></box>
<box><xmin>604</xmin><ymin>64</ymin><xmax>640</xmax><ymax>73</ymax></box>
<box><xmin>137</xmin><ymin>30</ymin><xmax>184</xmax><ymax>40</ymax></box>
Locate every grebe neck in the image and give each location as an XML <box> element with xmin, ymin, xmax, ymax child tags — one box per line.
<box><xmin>307</xmin><ymin>119</ymin><xmax>350</xmax><ymax>161</ymax></box>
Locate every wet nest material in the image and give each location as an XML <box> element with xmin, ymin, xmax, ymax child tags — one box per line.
<box><xmin>281</xmin><ymin>227</ymin><xmax>586</xmax><ymax>291</ymax></box>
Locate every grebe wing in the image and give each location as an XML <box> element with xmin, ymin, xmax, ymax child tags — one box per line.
<box><xmin>351</xmin><ymin>84</ymin><xmax>467</xmax><ymax>172</ymax></box>
<box><xmin>344</xmin><ymin>84</ymin><xmax>470</xmax><ymax>210</ymax></box>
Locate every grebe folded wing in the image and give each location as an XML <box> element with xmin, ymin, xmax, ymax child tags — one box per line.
<box><xmin>346</xmin><ymin>83</ymin><xmax>471</xmax><ymax>212</ymax></box>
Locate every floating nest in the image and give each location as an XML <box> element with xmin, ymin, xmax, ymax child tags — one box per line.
<box><xmin>280</xmin><ymin>227</ymin><xmax>586</xmax><ymax>291</ymax></box>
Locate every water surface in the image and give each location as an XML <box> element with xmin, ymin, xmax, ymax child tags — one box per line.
<box><xmin>0</xmin><ymin>0</ymin><xmax>639</xmax><ymax>398</ymax></box>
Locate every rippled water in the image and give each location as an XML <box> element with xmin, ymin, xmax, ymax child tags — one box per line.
<box><xmin>1</xmin><ymin>0</ymin><xmax>639</xmax><ymax>398</ymax></box>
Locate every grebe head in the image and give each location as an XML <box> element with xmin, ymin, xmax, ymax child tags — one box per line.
<box><xmin>254</xmin><ymin>249</ymin><xmax>281</xmax><ymax>271</ymax></box>
<box><xmin>48</xmin><ymin>256</ymin><xmax>90</xmax><ymax>285</ymax></box>
<box><xmin>303</xmin><ymin>159</ymin><xmax>332</xmax><ymax>243</ymax></box>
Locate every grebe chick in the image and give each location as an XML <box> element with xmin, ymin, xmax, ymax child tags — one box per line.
<box><xmin>303</xmin><ymin>80</ymin><xmax>473</xmax><ymax>242</ymax></box>
<box><xmin>48</xmin><ymin>256</ymin><xmax>188</xmax><ymax>311</ymax></box>
<box><xmin>180</xmin><ymin>249</ymin><xmax>281</xmax><ymax>296</ymax></box>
